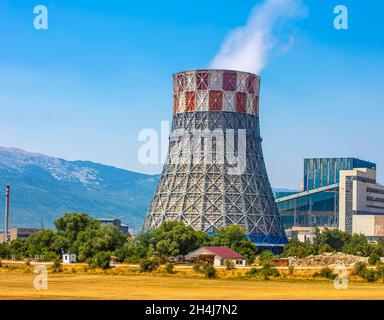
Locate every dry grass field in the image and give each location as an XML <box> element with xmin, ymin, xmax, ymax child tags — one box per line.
<box><xmin>0</xmin><ymin>269</ymin><xmax>383</xmax><ymax>300</ymax></box>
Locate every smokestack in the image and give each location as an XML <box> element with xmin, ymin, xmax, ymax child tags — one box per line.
<box><xmin>4</xmin><ymin>186</ymin><xmax>10</xmax><ymax>243</ymax></box>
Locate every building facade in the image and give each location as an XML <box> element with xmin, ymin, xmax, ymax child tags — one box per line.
<box><xmin>0</xmin><ymin>227</ymin><xmax>40</xmax><ymax>242</ymax></box>
<box><xmin>276</xmin><ymin>158</ymin><xmax>384</xmax><ymax>240</ymax></box>
<box><xmin>97</xmin><ymin>218</ymin><xmax>129</xmax><ymax>234</ymax></box>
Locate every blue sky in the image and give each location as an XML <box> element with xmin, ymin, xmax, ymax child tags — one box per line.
<box><xmin>0</xmin><ymin>0</ymin><xmax>383</xmax><ymax>189</ymax></box>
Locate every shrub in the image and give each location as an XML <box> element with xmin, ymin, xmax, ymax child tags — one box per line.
<box><xmin>353</xmin><ymin>262</ymin><xmax>367</xmax><ymax>277</ymax></box>
<box><xmin>91</xmin><ymin>252</ymin><xmax>111</xmax><ymax>270</ymax></box>
<box><xmin>202</xmin><ymin>263</ymin><xmax>217</xmax><ymax>279</ymax></box>
<box><xmin>363</xmin><ymin>269</ymin><xmax>378</xmax><ymax>282</ymax></box>
<box><xmin>260</xmin><ymin>262</ymin><xmax>279</xmax><ymax>280</ymax></box>
<box><xmin>259</xmin><ymin>250</ymin><xmax>273</xmax><ymax>262</ymax></box>
<box><xmin>318</xmin><ymin>244</ymin><xmax>335</xmax><ymax>254</ymax></box>
<box><xmin>376</xmin><ymin>264</ymin><xmax>384</xmax><ymax>278</ymax></box>
<box><xmin>246</xmin><ymin>267</ymin><xmax>259</xmax><ymax>277</ymax></box>
<box><xmin>315</xmin><ymin>267</ymin><xmax>335</xmax><ymax>280</ymax></box>
<box><xmin>193</xmin><ymin>263</ymin><xmax>202</xmax><ymax>273</ymax></box>
<box><xmin>139</xmin><ymin>258</ymin><xmax>160</xmax><ymax>272</ymax></box>
<box><xmin>368</xmin><ymin>253</ymin><xmax>381</xmax><ymax>266</ymax></box>
<box><xmin>288</xmin><ymin>265</ymin><xmax>294</xmax><ymax>276</ymax></box>
<box><xmin>52</xmin><ymin>257</ymin><xmax>63</xmax><ymax>273</ymax></box>
<box><xmin>165</xmin><ymin>263</ymin><xmax>175</xmax><ymax>274</ymax></box>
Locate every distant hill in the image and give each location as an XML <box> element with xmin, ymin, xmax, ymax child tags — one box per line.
<box><xmin>0</xmin><ymin>147</ymin><xmax>159</xmax><ymax>230</ymax></box>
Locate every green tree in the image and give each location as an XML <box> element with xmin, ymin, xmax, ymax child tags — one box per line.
<box><xmin>9</xmin><ymin>238</ymin><xmax>27</xmax><ymax>259</ymax></box>
<box><xmin>283</xmin><ymin>239</ymin><xmax>312</xmax><ymax>258</ymax></box>
<box><xmin>153</xmin><ymin>221</ymin><xmax>207</xmax><ymax>258</ymax></box>
<box><xmin>74</xmin><ymin>224</ymin><xmax>127</xmax><ymax>261</ymax></box>
<box><xmin>53</xmin><ymin>213</ymin><xmax>100</xmax><ymax>253</ymax></box>
<box><xmin>368</xmin><ymin>253</ymin><xmax>381</xmax><ymax>265</ymax></box>
<box><xmin>24</xmin><ymin>230</ymin><xmax>56</xmax><ymax>258</ymax></box>
<box><xmin>210</xmin><ymin>225</ymin><xmax>257</xmax><ymax>263</ymax></box>
<box><xmin>313</xmin><ymin>228</ymin><xmax>351</xmax><ymax>252</ymax></box>
<box><xmin>116</xmin><ymin>233</ymin><xmax>153</xmax><ymax>263</ymax></box>
<box><xmin>139</xmin><ymin>258</ymin><xmax>160</xmax><ymax>272</ymax></box>
<box><xmin>91</xmin><ymin>252</ymin><xmax>111</xmax><ymax>269</ymax></box>
<box><xmin>0</xmin><ymin>243</ymin><xmax>10</xmax><ymax>259</ymax></box>
<box><xmin>318</xmin><ymin>243</ymin><xmax>335</xmax><ymax>254</ymax></box>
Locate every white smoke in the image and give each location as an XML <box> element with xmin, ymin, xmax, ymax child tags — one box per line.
<box><xmin>209</xmin><ymin>0</ymin><xmax>307</xmax><ymax>74</ymax></box>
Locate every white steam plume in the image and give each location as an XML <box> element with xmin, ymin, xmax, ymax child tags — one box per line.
<box><xmin>209</xmin><ymin>0</ymin><xmax>307</xmax><ymax>74</ymax></box>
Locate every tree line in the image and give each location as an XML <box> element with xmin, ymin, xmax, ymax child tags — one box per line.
<box><xmin>0</xmin><ymin>213</ymin><xmax>383</xmax><ymax>267</ymax></box>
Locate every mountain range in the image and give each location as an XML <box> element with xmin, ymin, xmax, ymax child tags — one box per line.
<box><xmin>0</xmin><ymin>146</ymin><xmax>159</xmax><ymax>231</ymax></box>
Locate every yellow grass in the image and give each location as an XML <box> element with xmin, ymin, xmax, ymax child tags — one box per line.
<box><xmin>0</xmin><ymin>269</ymin><xmax>383</xmax><ymax>300</ymax></box>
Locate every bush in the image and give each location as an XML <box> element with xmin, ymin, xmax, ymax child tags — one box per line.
<box><xmin>288</xmin><ymin>265</ymin><xmax>294</xmax><ymax>276</ymax></box>
<box><xmin>139</xmin><ymin>258</ymin><xmax>160</xmax><ymax>272</ymax></box>
<box><xmin>368</xmin><ymin>253</ymin><xmax>381</xmax><ymax>266</ymax></box>
<box><xmin>259</xmin><ymin>251</ymin><xmax>273</xmax><ymax>262</ymax></box>
<box><xmin>52</xmin><ymin>257</ymin><xmax>62</xmax><ymax>273</ymax></box>
<box><xmin>363</xmin><ymin>269</ymin><xmax>378</xmax><ymax>282</ymax></box>
<box><xmin>260</xmin><ymin>262</ymin><xmax>279</xmax><ymax>280</ymax></box>
<box><xmin>318</xmin><ymin>244</ymin><xmax>335</xmax><ymax>254</ymax></box>
<box><xmin>376</xmin><ymin>264</ymin><xmax>384</xmax><ymax>278</ymax></box>
<box><xmin>315</xmin><ymin>267</ymin><xmax>335</xmax><ymax>279</ymax></box>
<box><xmin>192</xmin><ymin>263</ymin><xmax>201</xmax><ymax>273</ymax></box>
<box><xmin>245</xmin><ymin>267</ymin><xmax>259</xmax><ymax>277</ymax></box>
<box><xmin>202</xmin><ymin>263</ymin><xmax>217</xmax><ymax>279</ymax></box>
<box><xmin>91</xmin><ymin>252</ymin><xmax>111</xmax><ymax>270</ymax></box>
<box><xmin>165</xmin><ymin>263</ymin><xmax>175</xmax><ymax>274</ymax></box>
<box><xmin>353</xmin><ymin>262</ymin><xmax>367</xmax><ymax>277</ymax></box>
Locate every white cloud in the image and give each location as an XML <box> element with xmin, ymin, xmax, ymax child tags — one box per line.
<box><xmin>209</xmin><ymin>0</ymin><xmax>307</xmax><ymax>74</ymax></box>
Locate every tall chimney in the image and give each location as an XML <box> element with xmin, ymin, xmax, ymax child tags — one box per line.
<box><xmin>4</xmin><ymin>186</ymin><xmax>10</xmax><ymax>243</ymax></box>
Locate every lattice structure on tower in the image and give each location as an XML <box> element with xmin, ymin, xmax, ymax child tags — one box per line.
<box><xmin>144</xmin><ymin>69</ymin><xmax>287</xmax><ymax>248</ymax></box>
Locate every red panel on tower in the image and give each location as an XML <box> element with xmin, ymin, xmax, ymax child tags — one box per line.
<box><xmin>236</xmin><ymin>92</ymin><xmax>247</xmax><ymax>113</ymax></box>
<box><xmin>173</xmin><ymin>94</ymin><xmax>179</xmax><ymax>114</ymax></box>
<box><xmin>247</xmin><ymin>75</ymin><xmax>256</xmax><ymax>94</ymax></box>
<box><xmin>209</xmin><ymin>90</ymin><xmax>223</xmax><ymax>111</ymax></box>
<box><xmin>185</xmin><ymin>91</ymin><xmax>196</xmax><ymax>112</ymax></box>
<box><xmin>176</xmin><ymin>74</ymin><xmax>185</xmax><ymax>92</ymax></box>
<box><xmin>196</xmin><ymin>71</ymin><xmax>209</xmax><ymax>90</ymax></box>
<box><xmin>253</xmin><ymin>95</ymin><xmax>259</xmax><ymax>115</ymax></box>
<box><xmin>223</xmin><ymin>71</ymin><xmax>237</xmax><ymax>91</ymax></box>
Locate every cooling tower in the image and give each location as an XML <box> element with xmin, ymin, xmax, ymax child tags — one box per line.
<box><xmin>144</xmin><ymin>69</ymin><xmax>287</xmax><ymax>248</ymax></box>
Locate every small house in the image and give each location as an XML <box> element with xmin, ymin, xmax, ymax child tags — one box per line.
<box><xmin>185</xmin><ymin>246</ymin><xmax>246</xmax><ymax>267</ymax></box>
<box><xmin>62</xmin><ymin>253</ymin><xmax>76</xmax><ymax>264</ymax></box>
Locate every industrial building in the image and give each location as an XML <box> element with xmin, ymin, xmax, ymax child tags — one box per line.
<box><xmin>97</xmin><ymin>218</ymin><xmax>129</xmax><ymax>234</ymax></box>
<box><xmin>0</xmin><ymin>227</ymin><xmax>41</xmax><ymax>242</ymax></box>
<box><xmin>275</xmin><ymin>158</ymin><xmax>384</xmax><ymax>241</ymax></box>
<box><xmin>144</xmin><ymin>69</ymin><xmax>287</xmax><ymax>250</ymax></box>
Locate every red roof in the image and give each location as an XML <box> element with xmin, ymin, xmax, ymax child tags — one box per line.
<box><xmin>202</xmin><ymin>246</ymin><xmax>243</xmax><ymax>259</ymax></box>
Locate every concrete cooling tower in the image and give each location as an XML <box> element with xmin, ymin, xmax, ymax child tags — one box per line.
<box><xmin>144</xmin><ymin>69</ymin><xmax>287</xmax><ymax>250</ymax></box>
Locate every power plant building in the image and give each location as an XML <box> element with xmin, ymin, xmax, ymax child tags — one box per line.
<box><xmin>144</xmin><ymin>69</ymin><xmax>287</xmax><ymax>250</ymax></box>
<box><xmin>276</xmin><ymin>158</ymin><xmax>384</xmax><ymax>241</ymax></box>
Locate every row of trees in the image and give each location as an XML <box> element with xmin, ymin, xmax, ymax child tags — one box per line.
<box><xmin>0</xmin><ymin>213</ymin><xmax>258</xmax><ymax>264</ymax></box>
<box><xmin>1</xmin><ymin>213</ymin><xmax>383</xmax><ymax>266</ymax></box>
<box><xmin>0</xmin><ymin>213</ymin><xmax>127</xmax><ymax>263</ymax></box>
